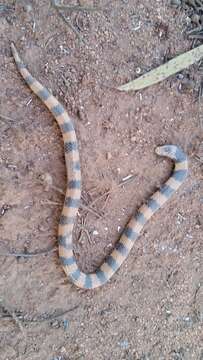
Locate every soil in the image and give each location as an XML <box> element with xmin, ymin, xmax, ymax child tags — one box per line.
<box><xmin>0</xmin><ymin>1</ymin><xmax>202</xmax><ymax>359</ymax></box>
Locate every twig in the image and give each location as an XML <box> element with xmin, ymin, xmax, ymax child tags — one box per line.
<box><xmin>89</xmin><ymin>174</ymin><xmax>137</xmax><ymax>208</ymax></box>
<box><xmin>119</xmin><ymin>173</ymin><xmax>137</xmax><ymax>185</ymax></box>
<box><xmin>58</xmin><ymin>9</ymin><xmax>84</xmax><ymax>41</ymax></box>
<box><xmin>78</xmin><ymin>226</ymin><xmax>92</xmax><ymax>244</ymax></box>
<box><xmin>80</xmin><ymin>203</ymin><xmax>103</xmax><ymax>218</ymax></box>
<box><xmin>39</xmin><ymin>175</ymin><xmax>103</xmax><ymax>218</ymax></box>
<box><xmin>44</xmin><ymin>31</ymin><xmax>64</xmax><ymax>48</ymax></box>
<box><xmin>88</xmin><ymin>190</ymin><xmax>108</xmax><ymax>208</ymax></box>
<box><xmin>0</xmin><ymin>204</ymin><xmax>12</xmax><ymax>217</ymax></box>
<box><xmin>41</xmin><ymin>199</ymin><xmax>61</xmax><ymax>206</ymax></box>
<box><xmin>51</xmin><ymin>0</ymin><xmax>84</xmax><ymax>42</ymax></box>
<box><xmin>51</xmin><ymin>184</ymin><xmax>65</xmax><ymax>195</ymax></box>
<box><xmin>77</xmin><ymin>217</ymin><xmax>92</xmax><ymax>244</ymax></box>
<box><xmin>51</xmin><ymin>0</ymin><xmax>102</xmax><ymax>42</ymax></box>
<box><xmin>41</xmin><ymin>198</ymin><xmax>103</xmax><ymax>218</ymax></box>
<box><xmin>0</xmin><ymin>113</ymin><xmax>16</xmax><ymax>122</ymax></box>
<box><xmin>0</xmin><ymin>302</ymin><xmax>26</xmax><ymax>336</ymax></box>
<box><xmin>0</xmin><ymin>3</ymin><xmax>14</xmax><ymax>15</ymax></box>
<box><xmin>198</xmin><ymin>82</ymin><xmax>203</xmax><ymax>129</ymax></box>
<box><xmin>51</xmin><ymin>0</ymin><xmax>102</xmax><ymax>13</ymax></box>
<box><xmin>0</xmin><ymin>244</ymin><xmax>57</xmax><ymax>258</ymax></box>
<box><xmin>0</xmin><ymin>304</ymin><xmax>80</xmax><ymax>323</ymax></box>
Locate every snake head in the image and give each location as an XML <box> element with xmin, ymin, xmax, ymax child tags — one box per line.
<box><xmin>155</xmin><ymin>145</ymin><xmax>187</xmax><ymax>162</ymax></box>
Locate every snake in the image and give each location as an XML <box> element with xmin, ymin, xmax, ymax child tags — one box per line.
<box><xmin>11</xmin><ymin>43</ymin><xmax>188</xmax><ymax>289</ymax></box>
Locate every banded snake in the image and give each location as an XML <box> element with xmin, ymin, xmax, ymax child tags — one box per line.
<box><xmin>11</xmin><ymin>43</ymin><xmax>188</xmax><ymax>289</ymax></box>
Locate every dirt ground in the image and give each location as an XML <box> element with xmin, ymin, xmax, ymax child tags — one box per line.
<box><xmin>0</xmin><ymin>0</ymin><xmax>202</xmax><ymax>359</ymax></box>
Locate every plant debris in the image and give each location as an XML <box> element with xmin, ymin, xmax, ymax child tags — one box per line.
<box><xmin>118</xmin><ymin>44</ymin><xmax>203</xmax><ymax>91</ymax></box>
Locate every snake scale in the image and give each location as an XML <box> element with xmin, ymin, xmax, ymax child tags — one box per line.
<box><xmin>11</xmin><ymin>43</ymin><xmax>188</xmax><ymax>289</ymax></box>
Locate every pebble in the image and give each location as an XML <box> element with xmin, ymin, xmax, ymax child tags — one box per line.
<box><xmin>23</xmin><ymin>3</ymin><xmax>33</xmax><ymax>12</ymax></box>
<box><xmin>118</xmin><ymin>339</ymin><xmax>129</xmax><ymax>349</ymax></box>
<box><xmin>186</xmin><ymin>233</ymin><xmax>193</xmax><ymax>239</ymax></box>
<box><xmin>60</xmin><ymin>346</ymin><xmax>67</xmax><ymax>354</ymax></box>
<box><xmin>51</xmin><ymin>320</ymin><xmax>60</xmax><ymax>328</ymax></box>
<box><xmin>63</xmin><ymin>319</ymin><xmax>69</xmax><ymax>331</ymax></box>
<box><xmin>131</xmin><ymin>136</ymin><xmax>136</xmax><ymax>142</ymax></box>
<box><xmin>106</xmin><ymin>152</ymin><xmax>112</xmax><ymax>160</ymax></box>
<box><xmin>191</xmin><ymin>13</ymin><xmax>201</xmax><ymax>25</ymax></box>
<box><xmin>170</xmin><ymin>0</ymin><xmax>181</xmax><ymax>7</ymax></box>
<box><xmin>41</xmin><ymin>173</ymin><xmax>53</xmax><ymax>187</ymax></box>
<box><xmin>176</xmin><ymin>212</ymin><xmax>185</xmax><ymax>225</ymax></box>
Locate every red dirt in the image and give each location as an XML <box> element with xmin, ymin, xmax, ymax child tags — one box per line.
<box><xmin>0</xmin><ymin>1</ymin><xmax>202</xmax><ymax>359</ymax></box>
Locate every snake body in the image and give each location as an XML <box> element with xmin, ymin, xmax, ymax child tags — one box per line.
<box><xmin>11</xmin><ymin>43</ymin><xmax>188</xmax><ymax>289</ymax></box>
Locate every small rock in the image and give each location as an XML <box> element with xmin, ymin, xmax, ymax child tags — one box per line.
<box><xmin>60</xmin><ymin>346</ymin><xmax>67</xmax><ymax>354</ymax></box>
<box><xmin>50</xmin><ymin>320</ymin><xmax>60</xmax><ymax>328</ymax></box>
<box><xmin>63</xmin><ymin>319</ymin><xmax>69</xmax><ymax>331</ymax></box>
<box><xmin>106</xmin><ymin>152</ymin><xmax>112</xmax><ymax>160</ymax></box>
<box><xmin>118</xmin><ymin>339</ymin><xmax>129</xmax><ymax>350</ymax></box>
<box><xmin>191</xmin><ymin>13</ymin><xmax>200</xmax><ymax>25</ymax></box>
<box><xmin>39</xmin><ymin>172</ymin><xmax>53</xmax><ymax>190</ymax></box>
<box><xmin>131</xmin><ymin>136</ymin><xmax>136</xmax><ymax>142</ymax></box>
<box><xmin>170</xmin><ymin>0</ymin><xmax>181</xmax><ymax>7</ymax></box>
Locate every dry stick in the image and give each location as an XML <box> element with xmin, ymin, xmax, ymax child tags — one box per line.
<box><xmin>0</xmin><ymin>113</ymin><xmax>16</xmax><ymax>122</ymax></box>
<box><xmin>41</xmin><ymin>204</ymin><xmax>93</xmax><ymax>244</ymax></box>
<box><xmin>0</xmin><ymin>245</ymin><xmax>57</xmax><ymax>258</ymax></box>
<box><xmin>198</xmin><ymin>83</ymin><xmax>203</xmax><ymax>129</ymax></box>
<box><xmin>89</xmin><ymin>174</ymin><xmax>137</xmax><ymax>208</ymax></box>
<box><xmin>57</xmin><ymin>9</ymin><xmax>84</xmax><ymax>41</ymax></box>
<box><xmin>77</xmin><ymin>217</ymin><xmax>92</xmax><ymax>245</ymax></box>
<box><xmin>0</xmin><ymin>302</ymin><xmax>26</xmax><ymax>337</ymax></box>
<box><xmin>41</xmin><ymin>198</ymin><xmax>103</xmax><ymax>218</ymax></box>
<box><xmin>41</xmin><ymin>195</ymin><xmax>102</xmax><ymax>218</ymax></box>
<box><xmin>0</xmin><ymin>176</ymin><xmax>136</xmax><ymax>258</ymax></box>
<box><xmin>80</xmin><ymin>203</ymin><xmax>103</xmax><ymax>218</ymax></box>
<box><xmin>101</xmin><ymin>192</ymin><xmax>110</xmax><ymax>211</ymax></box>
<box><xmin>42</xmin><ymin>183</ymin><xmax>103</xmax><ymax>218</ymax></box>
<box><xmin>52</xmin><ymin>1</ymin><xmax>103</xmax><ymax>12</ymax></box>
<box><xmin>77</xmin><ymin>226</ymin><xmax>92</xmax><ymax>244</ymax></box>
<box><xmin>193</xmin><ymin>0</ymin><xmax>203</xmax><ymax>10</ymax></box>
<box><xmin>49</xmin><ymin>184</ymin><xmax>64</xmax><ymax>195</ymax></box>
<box><xmin>41</xmin><ymin>199</ymin><xmax>62</xmax><ymax>206</ymax></box>
<box><xmin>51</xmin><ymin>0</ymin><xmax>102</xmax><ymax>42</ymax></box>
<box><xmin>0</xmin><ymin>206</ymin><xmax>101</xmax><ymax>259</ymax></box>
<box><xmin>0</xmin><ymin>206</ymin><xmax>101</xmax><ymax>258</ymax></box>
<box><xmin>3</xmin><ymin>307</ymin><xmax>28</xmax><ymax>359</ymax></box>
<box><xmin>42</xmin><ymin>200</ymin><xmax>94</xmax><ymax>242</ymax></box>
<box><xmin>51</xmin><ymin>2</ymin><xmax>83</xmax><ymax>42</ymax></box>
<box><xmin>0</xmin><ymin>304</ymin><xmax>80</xmax><ymax>323</ymax></box>
<box><xmin>44</xmin><ymin>31</ymin><xmax>64</xmax><ymax>48</ymax></box>
<box><xmin>0</xmin><ymin>4</ymin><xmax>14</xmax><ymax>14</ymax></box>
